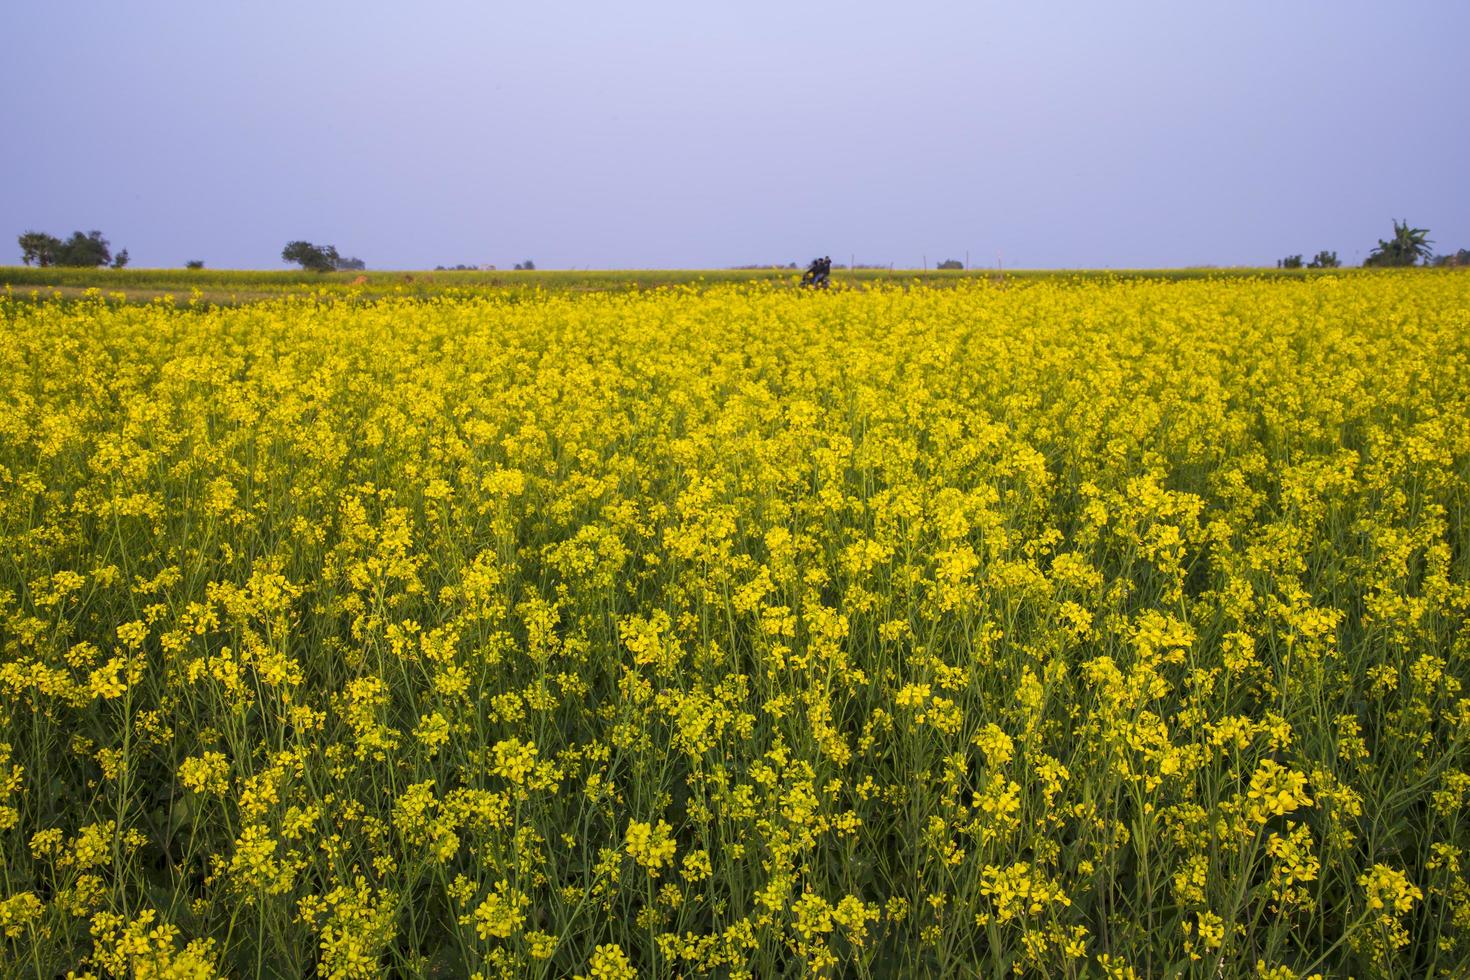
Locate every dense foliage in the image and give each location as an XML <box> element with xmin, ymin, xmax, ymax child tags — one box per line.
<box><xmin>15</xmin><ymin>230</ymin><xmax>119</xmax><ymax>269</ymax></box>
<box><xmin>1364</xmin><ymin>221</ymin><xmax>1434</xmax><ymax>268</ymax></box>
<box><xmin>281</xmin><ymin>241</ymin><xmax>342</xmax><ymax>274</ymax></box>
<box><xmin>0</xmin><ymin>274</ymin><xmax>1467</xmax><ymax>978</ymax></box>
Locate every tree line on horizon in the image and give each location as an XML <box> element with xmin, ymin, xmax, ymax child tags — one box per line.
<box><xmin>280</xmin><ymin>241</ymin><xmax>365</xmax><ymax>273</ymax></box>
<box><xmin>1280</xmin><ymin>219</ymin><xmax>1466</xmax><ymax>269</ymax></box>
<box><xmin>15</xmin><ymin>221</ymin><xmax>1470</xmax><ymax>272</ymax></box>
<box><xmin>17</xmin><ymin>230</ymin><xmax>128</xmax><ymax>269</ymax></box>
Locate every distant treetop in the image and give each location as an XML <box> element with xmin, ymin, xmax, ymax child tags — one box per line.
<box><xmin>18</xmin><ymin>229</ymin><xmax>123</xmax><ymax>268</ymax></box>
<box><xmin>1365</xmin><ymin>220</ymin><xmax>1433</xmax><ymax>267</ymax></box>
<box><xmin>282</xmin><ymin>241</ymin><xmax>351</xmax><ymax>273</ymax></box>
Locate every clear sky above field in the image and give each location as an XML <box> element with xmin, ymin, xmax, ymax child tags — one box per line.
<box><xmin>3</xmin><ymin>1</ymin><xmax>1467</xmax><ymax>270</ymax></box>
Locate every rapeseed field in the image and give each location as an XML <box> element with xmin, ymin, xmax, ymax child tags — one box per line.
<box><xmin>1</xmin><ymin>273</ymin><xmax>1467</xmax><ymax>978</ymax></box>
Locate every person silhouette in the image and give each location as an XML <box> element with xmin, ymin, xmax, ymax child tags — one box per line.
<box><xmin>802</xmin><ymin>256</ymin><xmax>822</xmax><ymax>287</ymax></box>
<box><xmin>801</xmin><ymin>256</ymin><xmax>833</xmax><ymax>288</ymax></box>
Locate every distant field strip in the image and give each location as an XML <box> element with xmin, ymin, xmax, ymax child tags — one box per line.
<box><xmin>0</xmin><ymin>264</ymin><xmax>1362</xmax><ymax>305</ymax></box>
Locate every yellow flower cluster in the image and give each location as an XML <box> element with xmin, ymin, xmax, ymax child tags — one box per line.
<box><xmin>0</xmin><ymin>272</ymin><xmax>1467</xmax><ymax>976</ymax></box>
<box><xmin>625</xmin><ymin>820</ymin><xmax>678</xmax><ymax>874</ymax></box>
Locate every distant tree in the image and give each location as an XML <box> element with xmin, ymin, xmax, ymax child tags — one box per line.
<box><xmin>55</xmin><ymin>230</ymin><xmax>113</xmax><ymax>267</ymax></box>
<box><xmin>18</xmin><ymin>231</ymin><xmax>61</xmax><ymax>266</ymax></box>
<box><xmin>185</xmin><ymin>260</ymin><xmax>205</xmax><ymax>270</ymax></box>
<box><xmin>336</xmin><ymin>256</ymin><xmax>366</xmax><ymax>271</ymax></box>
<box><xmin>1431</xmin><ymin>249</ymin><xmax>1469</xmax><ymax>268</ymax></box>
<box><xmin>936</xmin><ymin>259</ymin><xmax>963</xmax><ymax>270</ymax></box>
<box><xmin>1306</xmin><ymin>250</ymin><xmax>1339</xmax><ymax>269</ymax></box>
<box><xmin>1278</xmin><ymin>255</ymin><xmax>1304</xmax><ymax>269</ymax></box>
<box><xmin>514</xmin><ymin>259</ymin><xmax>536</xmax><ymax>271</ymax></box>
<box><xmin>111</xmin><ymin>249</ymin><xmax>129</xmax><ymax>269</ymax></box>
<box><xmin>1364</xmin><ymin>220</ymin><xmax>1433</xmax><ymax>267</ymax></box>
<box><xmin>282</xmin><ymin>241</ymin><xmax>340</xmax><ymax>273</ymax></box>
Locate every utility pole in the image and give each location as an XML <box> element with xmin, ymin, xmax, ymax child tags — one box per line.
<box><xmin>965</xmin><ymin>250</ymin><xmax>970</xmax><ymax>271</ymax></box>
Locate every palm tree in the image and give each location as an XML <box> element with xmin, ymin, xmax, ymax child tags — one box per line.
<box><xmin>1365</xmin><ymin>220</ymin><xmax>1433</xmax><ymax>267</ymax></box>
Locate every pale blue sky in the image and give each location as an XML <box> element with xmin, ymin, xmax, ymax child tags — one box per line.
<box><xmin>3</xmin><ymin>1</ymin><xmax>1466</xmax><ymax>269</ymax></box>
